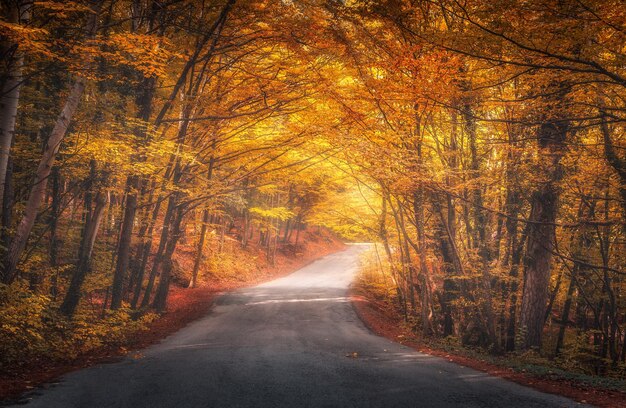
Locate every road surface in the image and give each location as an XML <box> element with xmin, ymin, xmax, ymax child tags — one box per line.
<box><xmin>12</xmin><ymin>245</ymin><xmax>587</xmax><ymax>407</ymax></box>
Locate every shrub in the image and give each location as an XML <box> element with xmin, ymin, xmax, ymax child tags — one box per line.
<box><xmin>0</xmin><ymin>282</ymin><xmax>155</xmax><ymax>370</ymax></box>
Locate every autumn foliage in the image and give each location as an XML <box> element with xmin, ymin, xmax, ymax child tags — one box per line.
<box><xmin>0</xmin><ymin>0</ymin><xmax>624</xmax><ymax>386</ymax></box>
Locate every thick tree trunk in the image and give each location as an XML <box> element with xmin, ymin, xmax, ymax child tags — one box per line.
<box><xmin>519</xmin><ymin>118</ymin><xmax>568</xmax><ymax>350</ymax></box>
<box><xmin>519</xmin><ymin>185</ymin><xmax>560</xmax><ymax>350</ymax></box>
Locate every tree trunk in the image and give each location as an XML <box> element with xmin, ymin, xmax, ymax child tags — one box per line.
<box><xmin>189</xmin><ymin>209</ymin><xmax>209</xmax><ymax>288</ymax></box>
<box><xmin>131</xmin><ymin>180</ymin><xmax>162</xmax><ymax>309</ymax></box>
<box><xmin>110</xmin><ymin>176</ymin><xmax>139</xmax><ymax>309</ymax></box>
<box><xmin>294</xmin><ymin>215</ymin><xmax>302</xmax><ymax>247</ymax></box>
<box><xmin>242</xmin><ymin>209</ymin><xmax>249</xmax><ymax>247</ymax></box>
<box><xmin>463</xmin><ymin>102</ymin><xmax>499</xmax><ymax>351</ymax></box>
<box><xmin>0</xmin><ymin>0</ymin><xmax>29</xmax><ymax>215</ymax></box>
<box><xmin>60</xmin><ymin>190</ymin><xmax>108</xmax><ymax>316</ymax></box>
<box><xmin>283</xmin><ymin>219</ymin><xmax>291</xmax><ymax>243</ymax></box>
<box><xmin>1</xmin><ymin>1</ymin><xmax>101</xmax><ymax>284</ymax></box>
<box><xmin>140</xmin><ymin>193</ymin><xmax>177</xmax><ymax>308</ymax></box>
<box><xmin>153</xmin><ymin>204</ymin><xmax>184</xmax><ymax>312</ymax></box>
<box><xmin>1</xmin><ymin>153</ymin><xmax>14</xmax><ymax>253</ymax></box>
<box><xmin>114</xmin><ymin>66</ymin><xmax>156</xmax><ymax>305</ymax></box>
<box><xmin>599</xmin><ymin>115</ymin><xmax>626</xmax><ymax>238</ymax></box>
<box><xmin>1</xmin><ymin>79</ymin><xmax>85</xmax><ymax>284</ymax></box>
<box><xmin>555</xmin><ymin>265</ymin><xmax>578</xmax><ymax>356</ymax></box>
<box><xmin>49</xmin><ymin>166</ymin><xmax>61</xmax><ymax>298</ymax></box>
<box><xmin>519</xmin><ymin>118</ymin><xmax>568</xmax><ymax>350</ymax></box>
<box><xmin>432</xmin><ymin>195</ymin><xmax>460</xmax><ymax>337</ymax></box>
<box><xmin>502</xmin><ymin>158</ymin><xmax>523</xmax><ymax>351</ymax></box>
<box><xmin>414</xmin><ymin>188</ymin><xmax>433</xmax><ymax>336</ymax></box>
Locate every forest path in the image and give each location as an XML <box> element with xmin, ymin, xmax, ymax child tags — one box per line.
<box><xmin>13</xmin><ymin>245</ymin><xmax>587</xmax><ymax>408</ymax></box>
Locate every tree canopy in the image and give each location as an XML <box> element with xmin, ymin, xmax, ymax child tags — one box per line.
<box><xmin>0</xmin><ymin>0</ymin><xmax>625</xmax><ymax>377</ymax></box>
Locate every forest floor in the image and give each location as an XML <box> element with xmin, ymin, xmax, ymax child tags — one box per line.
<box><xmin>0</xmin><ymin>228</ymin><xmax>345</xmax><ymax>402</ymax></box>
<box><xmin>350</xmin><ymin>283</ymin><xmax>626</xmax><ymax>408</ymax></box>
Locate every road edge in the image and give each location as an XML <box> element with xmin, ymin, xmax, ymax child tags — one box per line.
<box><xmin>349</xmin><ymin>283</ymin><xmax>625</xmax><ymax>408</ymax></box>
<box><xmin>1</xmin><ymin>242</ymin><xmax>347</xmax><ymax>405</ymax></box>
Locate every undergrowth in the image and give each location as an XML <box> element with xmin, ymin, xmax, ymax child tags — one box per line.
<box><xmin>356</xmin><ymin>247</ymin><xmax>626</xmax><ymax>393</ymax></box>
<box><xmin>0</xmin><ymin>282</ymin><xmax>156</xmax><ymax>371</ymax></box>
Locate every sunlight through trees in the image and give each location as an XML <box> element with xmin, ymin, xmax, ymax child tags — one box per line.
<box><xmin>0</xmin><ymin>0</ymin><xmax>624</xmax><ymax>382</ymax></box>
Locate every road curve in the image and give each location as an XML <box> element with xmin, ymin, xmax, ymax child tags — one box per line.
<box><xmin>11</xmin><ymin>245</ymin><xmax>587</xmax><ymax>408</ymax></box>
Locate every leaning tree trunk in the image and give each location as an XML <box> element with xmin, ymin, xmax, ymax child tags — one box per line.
<box><xmin>189</xmin><ymin>152</ymin><xmax>216</xmax><ymax>288</ymax></box>
<box><xmin>1</xmin><ymin>79</ymin><xmax>85</xmax><ymax>284</ymax></box>
<box><xmin>1</xmin><ymin>1</ymin><xmax>101</xmax><ymax>284</ymax></box>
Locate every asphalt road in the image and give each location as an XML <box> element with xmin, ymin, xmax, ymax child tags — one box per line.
<box><xmin>12</xmin><ymin>245</ymin><xmax>588</xmax><ymax>408</ymax></box>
